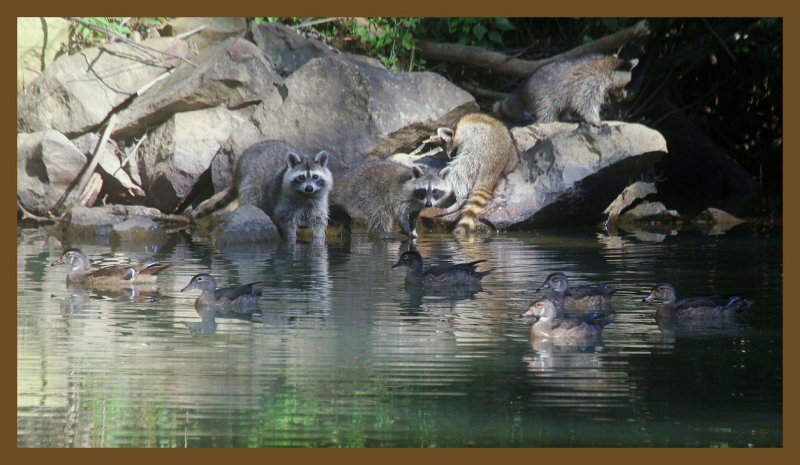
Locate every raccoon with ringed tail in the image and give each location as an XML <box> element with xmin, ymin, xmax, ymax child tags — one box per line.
<box><xmin>331</xmin><ymin>160</ymin><xmax>451</xmax><ymax>239</ymax></box>
<box><xmin>493</xmin><ymin>54</ymin><xmax>639</xmax><ymax>127</ymax></box>
<box><xmin>235</xmin><ymin>140</ymin><xmax>333</xmax><ymax>245</ymax></box>
<box><xmin>436</xmin><ymin>112</ymin><xmax>519</xmax><ymax>234</ymax></box>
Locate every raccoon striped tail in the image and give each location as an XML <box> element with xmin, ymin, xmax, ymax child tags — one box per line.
<box><xmin>453</xmin><ymin>186</ymin><xmax>494</xmax><ymax>234</ymax></box>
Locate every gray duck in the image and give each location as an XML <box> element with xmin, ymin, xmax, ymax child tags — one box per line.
<box><xmin>643</xmin><ymin>283</ymin><xmax>753</xmax><ymax>320</ymax></box>
<box><xmin>536</xmin><ymin>272</ymin><xmax>617</xmax><ymax>309</ymax></box>
<box><xmin>181</xmin><ymin>273</ymin><xmax>265</xmax><ymax>313</ymax></box>
<box><xmin>391</xmin><ymin>250</ymin><xmax>492</xmax><ymax>288</ymax></box>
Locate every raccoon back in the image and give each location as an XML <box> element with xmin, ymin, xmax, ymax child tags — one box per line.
<box><xmin>234</xmin><ymin>140</ymin><xmax>298</xmax><ymax>217</ymax></box>
<box><xmin>332</xmin><ymin>161</ymin><xmax>419</xmax><ymax>230</ymax></box>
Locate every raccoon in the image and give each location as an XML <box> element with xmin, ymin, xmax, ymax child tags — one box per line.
<box><xmin>436</xmin><ymin>113</ymin><xmax>519</xmax><ymax>234</ymax></box>
<box><xmin>493</xmin><ymin>54</ymin><xmax>639</xmax><ymax>126</ymax></box>
<box><xmin>235</xmin><ymin>140</ymin><xmax>332</xmax><ymax>245</ymax></box>
<box><xmin>332</xmin><ymin>160</ymin><xmax>451</xmax><ymax>239</ymax></box>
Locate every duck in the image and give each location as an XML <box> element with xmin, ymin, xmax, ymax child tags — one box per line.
<box><xmin>642</xmin><ymin>283</ymin><xmax>754</xmax><ymax>320</ymax></box>
<box><xmin>180</xmin><ymin>273</ymin><xmax>265</xmax><ymax>313</ymax></box>
<box><xmin>50</xmin><ymin>248</ymin><xmax>172</xmax><ymax>287</ymax></box>
<box><xmin>522</xmin><ymin>298</ymin><xmax>608</xmax><ymax>341</ymax></box>
<box><xmin>391</xmin><ymin>250</ymin><xmax>492</xmax><ymax>288</ymax></box>
<box><xmin>535</xmin><ymin>272</ymin><xmax>617</xmax><ymax>309</ymax></box>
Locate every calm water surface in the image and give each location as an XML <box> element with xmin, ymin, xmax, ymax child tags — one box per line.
<box><xmin>17</xmin><ymin>225</ymin><xmax>782</xmax><ymax>447</ymax></box>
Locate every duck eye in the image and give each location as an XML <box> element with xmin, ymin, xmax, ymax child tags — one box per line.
<box><xmin>197</xmin><ymin>277</ymin><xmax>204</xmax><ymax>282</ymax></box>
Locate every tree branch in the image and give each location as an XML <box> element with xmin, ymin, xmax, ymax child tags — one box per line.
<box><xmin>416</xmin><ymin>19</ymin><xmax>651</xmax><ymax>77</ymax></box>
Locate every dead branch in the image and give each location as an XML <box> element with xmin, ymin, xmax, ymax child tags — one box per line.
<box><xmin>416</xmin><ymin>19</ymin><xmax>650</xmax><ymax>77</ymax></box>
<box><xmin>53</xmin><ymin>115</ymin><xmax>118</xmax><ymax>217</ymax></box>
<box><xmin>71</xmin><ymin>17</ymin><xmax>198</xmax><ymax>69</ymax></box>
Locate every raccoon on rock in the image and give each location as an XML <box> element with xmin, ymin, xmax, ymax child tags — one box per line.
<box><xmin>332</xmin><ymin>160</ymin><xmax>450</xmax><ymax>239</ymax></box>
<box><xmin>436</xmin><ymin>113</ymin><xmax>519</xmax><ymax>234</ymax></box>
<box><xmin>235</xmin><ymin>140</ymin><xmax>333</xmax><ymax>245</ymax></box>
<box><xmin>493</xmin><ymin>54</ymin><xmax>639</xmax><ymax>126</ymax></box>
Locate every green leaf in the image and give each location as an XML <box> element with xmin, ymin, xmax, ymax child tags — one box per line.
<box><xmin>488</xmin><ymin>30</ymin><xmax>503</xmax><ymax>44</ymax></box>
<box><xmin>494</xmin><ymin>18</ymin><xmax>515</xmax><ymax>31</ymax></box>
<box><xmin>600</xmin><ymin>18</ymin><xmax>619</xmax><ymax>31</ymax></box>
<box><xmin>472</xmin><ymin>23</ymin><xmax>487</xmax><ymax>40</ymax></box>
<box><xmin>582</xmin><ymin>34</ymin><xmax>594</xmax><ymax>44</ymax></box>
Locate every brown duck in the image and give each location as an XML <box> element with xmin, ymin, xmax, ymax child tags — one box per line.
<box><xmin>643</xmin><ymin>283</ymin><xmax>754</xmax><ymax>320</ymax></box>
<box><xmin>51</xmin><ymin>248</ymin><xmax>172</xmax><ymax>287</ymax></box>
<box><xmin>522</xmin><ymin>298</ymin><xmax>608</xmax><ymax>341</ymax></box>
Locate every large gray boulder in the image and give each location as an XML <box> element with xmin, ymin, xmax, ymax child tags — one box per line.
<box><xmin>17</xmin><ymin>17</ymin><xmax>70</xmax><ymax>91</ymax></box>
<box><xmin>17</xmin><ymin>37</ymin><xmax>189</xmax><ymax>137</ymax></box>
<box><xmin>162</xmin><ymin>17</ymin><xmax>248</xmax><ymax>54</ymax></box>
<box><xmin>477</xmin><ymin>122</ymin><xmax>668</xmax><ymax>229</ymax></box>
<box><xmin>209</xmin><ymin>55</ymin><xmax>478</xmax><ymax>192</ymax></box>
<box><xmin>17</xmin><ymin>130</ymin><xmax>86</xmax><ymax>217</ymax></box>
<box><xmin>137</xmin><ymin>106</ymin><xmax>249</xmax><ymax>213</ymax></box>
<box><xmin>249</xmin><ymin>22</ymin><xmax>384</xmax><ymax>77</ymax></box>
<box><xmin>113</xmin><ymin>37</ymin><xmax>283</xmax><ymax>140</ymax></box>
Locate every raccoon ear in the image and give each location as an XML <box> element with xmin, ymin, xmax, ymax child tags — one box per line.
<box><xmin>439</xmin><ymin>167</ymin><xmax>450</xmax><ymax>178</ymax></box>
<box><xmin>437</xmin><ymin>128</ymin><xmax>454</xmax><ymax>142</ymax></box>
<box><xmin>287</xmin><ymin>151</ymin><xmax>303</xmax><ymax>168</ymax></box>
<box><xmin>411</xmin><ymin>165</ymin><xmax>424</xmax><ymax>179</ymax></box>
<box><xmin>313</xmin><ymin>150</ymin><xmax>329</xmax><ymax>167</ymax></box>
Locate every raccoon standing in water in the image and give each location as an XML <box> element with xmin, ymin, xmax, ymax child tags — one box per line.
<box><xmin>436</xmin><ymin>113</ymin><xmax>519</xmax><ymax>234</ymax></box>
<box><xmin>332</xmin><ymin>160</ymin><xmax>451</xmax><ymax>239</ymax></box>
<box><xmin>235</xmin><ymin>140</ymin><xmax>332</xmax><ymax>245</ymax></box>
<box><xmin>493</xmin><ymin>54</ymin><xmax>639</xmax><ymax>126</ymax></box>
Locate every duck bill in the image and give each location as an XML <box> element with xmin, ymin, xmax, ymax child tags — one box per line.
<box><xmin>391</xmin><ymin>261</ymin><xmax>402</xmax><ymax>269</ymax></box>
<box><xmin>50</xmin><ymin>258</ymin><xmax>65</xmax><ymax>266</ymax></box>
<box><xmin>180</xmin><ymin>282</ymin><xmax>196</xmax><ymax>292</ymax></box>
<box><xmin>642</xmin><ymin>291</ymin><xmax>657</xmax><ymax>302</ymax></box>
<box><xmin>520</xmin><ymin>307</ymin><xmax>536</xmax><ymax>317</ymax></box>
<box><xmin>535</xmin><ymin>282</ymin><xmax>550</xmax><ymax>292</ymax></box>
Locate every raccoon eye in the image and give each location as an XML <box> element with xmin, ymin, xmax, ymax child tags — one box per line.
<box><xmin>297</xmin><ymin>174</ymin><xmax>306</xmax><ymax>181</ymax></box>
<box><xmin>312</xmin><ymin>174</ymin><xmax>319</xmax><ymax>180</ymax></box>
<box><xmin>412</xmin><ymin>189</ymin><xmax>426</xmax><ymax>199</ymax></box>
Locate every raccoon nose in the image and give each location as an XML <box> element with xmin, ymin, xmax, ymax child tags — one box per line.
<box><xmin>305</xmin><ymin>185</ymin><xmax>314</xmax><ymax>193</ymax></box>
<box><xmin>425</xmin><ymin>201</ymin><xmax>433</xmax><ymax>208</ymax></box>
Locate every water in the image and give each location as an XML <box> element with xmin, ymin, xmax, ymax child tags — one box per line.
<box><xmin>17</xmin><ymin>225</ymin><xmax>782</xmax><ymax>447</ymax></box>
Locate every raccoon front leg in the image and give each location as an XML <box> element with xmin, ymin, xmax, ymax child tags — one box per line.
<box><xmin>309</xmin><ymin>219</ymin><xmax>327</xmax><ymax>245</ymax></box>
<box><xmin>401</xmin><ymin>210</ymin><xmax>419</xmax><ymax>239</ymax></box>
<box><xmin>281</xmin><ymin>220</ymin><xmax>299</xmax><ymax>243</ymax></box>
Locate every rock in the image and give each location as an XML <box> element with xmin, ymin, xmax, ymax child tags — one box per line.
<box><xmin>603</xmin><ymin>181</ymin><xmax>658</xmax><ymax>226</ymax></box>
<box><xmin>71</xmin><ymin>133</ymin><xmax>146</xmax><ymax>201</ymax></box>
<box><xmin>17</xmin><ymin>130</ymin><xmax>86</xmax><ymax>217</ymax></box>
<box><xmin>17</xmin><ymin>17</ymin><xmax>70</xmax><ymax>91</ymax></box>
<box><xmin>212</xmin><ymin>205</ymin><xmax>281</xmax><ymax>246</ymax></box>
<box><xmin>210</xmin><ymin>55</ymin><xmax>478</xmax><ymax>192</ymax></box>
<box><xmin>249</xmin><ymin>22</ymin><xmax>384</xmax><ymax>77</ymax></box>
<box><xmin>111</xmin><ymin>216</ymin><xmax>166</xmax><ymax>245</ymax></box>
<box><xmin>113</xmin><ymin>37</ymin><xmax>281</xmax><ymax>140</ymax></box>
<box><xmin>18</xmin><ymin>37</ymin><xmax>189</xmax><ymax>137</ymax></box>
<box><xmin>62</xmin><ymin>205</ymin><xmax>123</xmax><ymax>240</ymax></box>
<box><xmin>618</xmin><ymin>201</ymin><xmax>681</xmax><ymax>223</ymax></box>
<box><xmin>480</xmin><ymin>122</ymin><xmax>668</xmax><ymax>229</ymax></box>
<box><xmin>162</xmin><ymin>17</ymin><xmax>248</xmax><ymax>53</ymax></box>
<box><xmin>692</xmin><ymin>207</ymin><xmax>746</xmax><ymax>235</ymax></box>
<box><xmin>137</xmin><ymin>106</ymin><xmax>249</xmax><ymax>213</ymax></box>
<box><xmin>250</xmin><ymin>22</ymin><xmax>334</xmax><ymax>77</ymax></box>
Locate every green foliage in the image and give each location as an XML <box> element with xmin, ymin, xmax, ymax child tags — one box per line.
<box><xmin>443</xmin><ymin>17</ymin><xmax>514</xmax><ymax>48</ymax></box>
<box><xmin>76</xmin><ymin>17</ymin><xmax>132</xmax><ymax>39</ymax></box>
